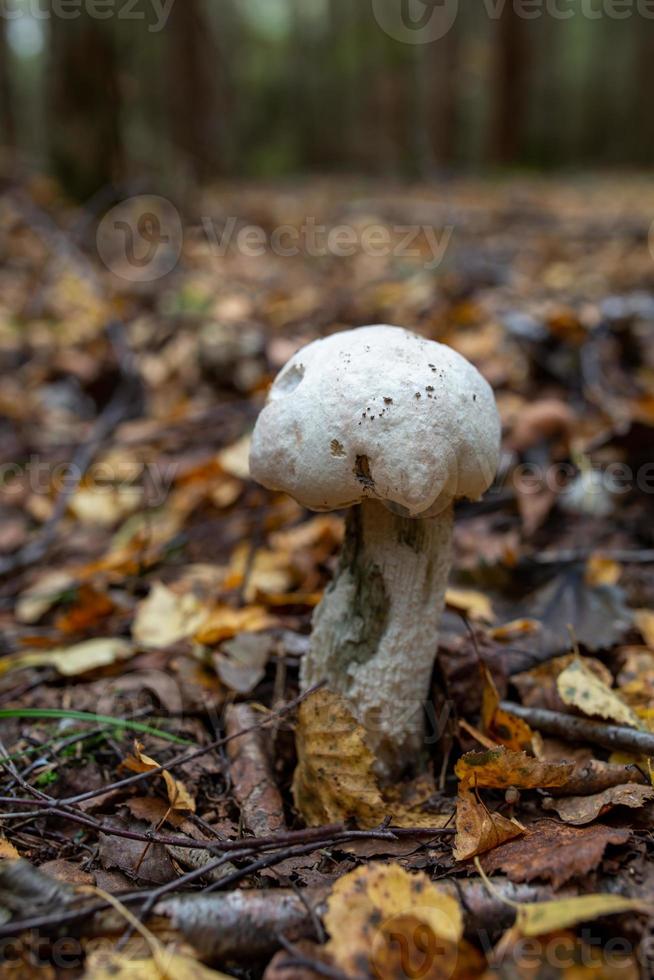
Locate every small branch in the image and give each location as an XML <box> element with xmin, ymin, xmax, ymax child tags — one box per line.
<box><xmin>500</xmin><ymin>700</ymin><xmax>654</xmax><ymax>755</ymax></box>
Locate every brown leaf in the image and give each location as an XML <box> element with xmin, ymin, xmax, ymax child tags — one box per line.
<box><xmin>455</xmin><ymin>748</ymin><xmax>575</xmax><ymax>791</ymax></box>
<box><xmin>542</xmin><ymin>784</ymin><xmax>654</xmax><ymax>825</ymax></box>
<box><xmin>481</xmin><ymin>820</ymin><xmax>630</xmax><ymax>888</ymax></box>
<box><xmin>480</xmin><ymin>664</ymin><xmax>534</xmax><ymax>751</ymax></box>
<box><xmin>293</xmin><ymin>690</ymin><xmax>450</xmax><ymax>829</ymax></box>
<box><xmin>453</xmin><ymin>789</ymin><xmax>523</xmax><ymax>861</ymax></box>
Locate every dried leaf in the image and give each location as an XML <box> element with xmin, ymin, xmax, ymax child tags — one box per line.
<box><xmin>453</xmin><ymin>789</ymin><xmax>523</xmax><ymax>861</ymax></box>
<box><xmin>325</xmin><ymin>863</ymin><xmax>463</xmax><ymax>979</ymax></box>
<box><xmin>0</xmin><ymin>837</ymin><xmax>19</xmax><ymax>860</ymax></box>
<box><xmin>557</xmin><ymin>657</ymin><xmax>641</xmax><ymax>729</ymax></box>
<box><xmin>0</xmin><ymin>637</ymin><xmax>134</xmax><ymax>678</ymax></box>
<box><xmin>132</xmin><ymin>582</ymin><xmax>208</xmax><ymax>650</ymax></box>
<box><xmin>70</xmin><ymin>485</ymin><xmax>143</xmax><ymax>527</ymax></box>
<box><xmin>293</xmin><ymin>690</ymin><xmax>449</xmax><ymax>829</ymax></box>
<box><xmin>480</xmin><ymin>665</ymin><xmax>534</xmax><ymax>751</ymax></box>
<box><xmin>84</xmin><ymin>946</ymin><xmax>231</xmax><ymax>979</ymax></box>
<box><xmin>16</xmin><ymin>570</ymin><xmax>76</xmax><ymax>624</ymax></box>
<box><xmin>634</xmin><ymin>608</ymin><xmax>654</xmax><ymax>648</ymax></box>
<box><xmin>122</xmin><ymin>742</ymin><xmax>195</xmax><ymax>813</ymax></box>
<box><xmin>213</xmin><ymin>632</ymin><xmax>274</xmax><ymax>693</ymax></box>
<box><xmin>481</xmin><ymin>820</ymin><xmax>630</xmax><ymax>888</ymax></box>
<box><xmin>515</xmin><ymin>893</ymin><xmax>652</xmax><ymax>937</ymax></box>
<box><xmin>455</xmin><ymin>748</ymin><xmax>575</xmax><ymax>791</ymax></box>
<box><xmin>217</xmin><ymin>433</ymin><xmax>251</xmax><ymax>480</ymax></box>
<box><xmin>445</xmin><ymin>588</ymin><xmax>495</xmax><ymax>623</ymax></box>
<box><xmin>195</xmin><ymin>604</ymin><xmax>275</xmax><ymax>645</ymax></box>
<box><xmin>542</xmin><ymin>783</ymin><xmax>654</xmax><ymax>825</ymax></box>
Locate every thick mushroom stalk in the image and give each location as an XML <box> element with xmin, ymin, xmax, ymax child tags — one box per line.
<box><xmin>302</xmin><ymin>498</ymin><xmax>453</xmax><ymax>773</ymax></box>
<box><xmin>249</xmin><ymin>325</ymin><xmax>500</xmax><ymax>777</ymax></box>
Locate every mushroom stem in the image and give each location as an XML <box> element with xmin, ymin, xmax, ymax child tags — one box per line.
<box><xmin>301</xmin><ymin>498</ymin><xmax>453</xmax><ymax>777</ymax></box>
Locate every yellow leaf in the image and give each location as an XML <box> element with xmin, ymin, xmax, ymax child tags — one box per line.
<box><xmin>557</xmin><ymin>657</ymin><xmax>641</xmax><ymax>729</ymax></box>
<box><xmin>453</xmin><ymin>789</ymin><xmax>523</xmax><ymax>861</ymax></box>
<box><xmin>585</xmin><ymin>554</ymin><xmax>622</xmax><ymax>587</ymax></box>
<box><xmin>194</xmin><ymin>604</ymin><xmax>275</xmax><ymax>645</ymax></box>
<box><xmin>634</xmin><ymin>609</ymin><xmax>654</xmax><ymax>648</ymax></box>
<box><xmin>480</xmin><ymin>665</ymin><xmax>534</xmax><ymax>751</ymax></box>
<box><xmin>489</xmin><ymin>618</ymin><xmax>540</xmax><ymax>641</ymax></box>
<box><xmin>16</xmin><ymin>569</ymin><xmax>76</xmax><ymax>624</ymax></box>
<box><xmin>445</xmin><ymin>588</ymin><xmax>495</xmax><ymax>623</ymax></box>
<box><xmin>84</xmin><ymin>947</ymin><xmax>230</xmax><ymax>979</ymax></box>
<box><xmin>515</xmin><ymin>894</ymin><xmax>653</xmax><ymax>937</ymax></box>
<box><xmin>455</xmin><ymin>747</ymin><xmax>574</xmax><ymax>791</ymax></box>
<box><xmin>122</xmin><ymin>742</ymin><xmax>195</xmax><ymax>813</ymax></box>
<box><xmin>133</xmin><ymin>582</ymin><xmax>209</xmax><ymax>650</ymax></box>
<box><xmin>325</xmin><ymin>863</ymin><xmax>463</xmax><ymax>979</ymax></box>
<box><xmin>70</xmin><ymin>485</ymin><xmax>143</xmax><ymax>527</ymax></box>
<box><xmin>217</xmin><ymin>433</ymin><xmax>251</xmax><ymax>480</ymax></box>
<box><xmin>0</xmin><ymin>637</ymin><xmax>134</xmax><ymax>678</ymax></box>
<box><xmin>224</xmin><ymin>543</ymin><xmax>293</xmax><ymax>601</ymax></box>
<box><xmin>293</xmin><ymin>690</ymin><xmax>450</xmax><ymax>829</ymax></box>
<box><xmin>0</xmin><ymin>836</ymin><xmax>19</xmax><ymax>859</ymax></box>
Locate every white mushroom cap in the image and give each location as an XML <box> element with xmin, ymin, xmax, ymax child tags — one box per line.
<box><xmin>250</xmin><ymin>325</ymin><xmax>501</xmax><ymax>518</ymax></box>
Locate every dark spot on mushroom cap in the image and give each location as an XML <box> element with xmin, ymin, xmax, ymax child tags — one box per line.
<box><xmin>415</xmin><ymin>392</ymin><xmax>421</xmax><ymax>399</ymax></box>
<box><xmin>330</xmin><ymin>439</ymin><xmax>346</xmax><ymax>458</ymax></box>
<box><xmin>426</xmin><ymin>385</ymin><xmax>434</xmax><ymax>392</ymax></box>
<box><xmin>384</xmin><ymin>397</ymin><xmax>393</xmax><ymax>405</ymax></box>
<box><xmin>354</xmin><ymin>454</ymin><xmax>375</xmax><ymax>490</ymax></box>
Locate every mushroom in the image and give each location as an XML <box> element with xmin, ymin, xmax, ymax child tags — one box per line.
<box><xmin>249</xmin><ymin>325</ymin><xmax>501</xmax><ymax>776</ymax></box>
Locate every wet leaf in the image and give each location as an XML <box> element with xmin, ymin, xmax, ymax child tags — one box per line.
<box><xmin>121</xmin><ymin>741</ymin><xmax>195</xmax><ymax>813</ymax></box>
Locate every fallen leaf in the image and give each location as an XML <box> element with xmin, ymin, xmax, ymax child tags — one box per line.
<box><xmin>133</xmin><ymin>582</ymin><xmax>208</xmax><ymax>649</ymax></box>
<box><xmin>489</xmin><ymin>618</ymin><xmax>540</xmax><ymax>641</ymax></box>
<box><xmin>515</xmin><ymin>893</ymin><xmax>652</xmax><ymax>937</ymax></box>
<box><xmin>84</xmin><ymin>946</ymin><xmax>231</xmax><ymax>979</ymax></box>
<box><xmin>453</xmin><ymin>789</ymin><xmax>523</xmax><ymax>861</ymax></box>
<box><xmin>16</xmin><ymin>569</ymin><xmax>76</xmax><ymax>623</ymax></box>
<box><xmin>585</xmin><ymin>554</ymin><xmax>622</xmax><ymax>587</ymax></box>
<box><xmin>213</xmin><ymin>632</ymin><xmax>274</xmax><ymax>693</ymax></box>
<box><xmin>557</xmin><ymin>657</ymin><xmax>641</xmax><ymax>729</ymax></box>
<box><xmin>0</xmin><ymin>637</ymin><xmax>134</xmax><ymax>677</ymax></box>
<box><xmin>0</xmin><ymin>837</ymin><xmax>19</xmax><ymax>859</ymax></box>
<box><xmin>481</xmin><ymin>820</ymin><xmax>630</xmax><ymax>888</ymax></box>
<box><xmin>70</xmin><ymin>484</ymin><xmax>143</xmax><ymax>527</ymax></box>
<box><xmin>54</xmin><ymin>584</ymin><xmax>116</xmax><ymax>634</ymax></box>
<box><xmin>513</xmin><ymin>653</ymin><xmax>613</xmax><ymax>712</ymax></box>
<box><xmin>634</xmin><ymin>609</ymin><xmax>654</xmax><ymax>648</ymax></box>
<box><xmin>122</xmin><ymin>741</ymin><xmax>196</xmax><ymax>813</ymax></box>
<box><xmin>542</xmin><ymin>783</ymin><xmax>654</xmax><ymax>825</ymax></box>
<box><xmin>195</xmin><ymin>604</ymin><xmax>276</xmax><ymax>645</ymax></box>
<box><xmin>325</xmin><ymin>863</ymin><xmax>463</xmax><ymax>979</ymax></box>
<box><xmin>445</xmin><ymin>587</ymin><xmax>495</xmax><ymax>623</ymax></box>
<box><xmin>480</xmin><ymin>665</ymin><xmax>534</xmax><ymax>751</ymax></box>
<box><xmin>455</xmin><ymin>748</ymin><xmax>575</xmax><ymax>791</ymax></box>
<box><xmin>217</xmin><ymin>433</ymin><xmax>252</xmax><ymax>480</ymax></box>
<box><xmin>293</xmin><ymin>690</ymin><xmax>450</xmax><ymax>829</ymax></box>
<box><xmin>224</xmin><ymin>543</ymin><xmax>294</xmax><ymax>601</ymax></box>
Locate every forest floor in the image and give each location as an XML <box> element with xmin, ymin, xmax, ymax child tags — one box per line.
<box><xmin>2</xmin><ymin>174</ymin><xmax>654</xmax><ymax>978</ymax></box>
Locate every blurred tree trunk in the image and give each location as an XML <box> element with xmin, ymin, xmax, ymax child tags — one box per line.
<box><xmin>0</xmin><ymin>19</ymin><xmax>15</xmax><ymax>153</ymax></box>
<box><xmin>49</xmin><ymin>19</ymin><xmax>122</xmax><ymax>200</ymax></box>
<box><xmin>632</xmin><ymin>25</ymin><xmax>654</xmax><ymax>163</ymax></box>
<box><xmin>423</xmin><ymin>27</ymin><xmax>460</xmax><ymax>172</ymax></box>
<box><xmin>491</xmin><ymin>6</ymin><xmax>528</xmax><ymax>164</ymax></box>
<box><xmin>167</xmin><ymin>0</ymin><xmax>222</xmax><ymax>181</ymax></box>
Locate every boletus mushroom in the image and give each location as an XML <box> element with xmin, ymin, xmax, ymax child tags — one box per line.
<box><xmin>249</xmin><ymin>325</ymin><xmax>501</xmax><ymax>776</ymax></box>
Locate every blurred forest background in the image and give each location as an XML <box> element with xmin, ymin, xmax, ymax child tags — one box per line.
<box><xmin>1</xmin><ymin>0</ymin><xmax>654</xmax><ymax>201</ymax></box>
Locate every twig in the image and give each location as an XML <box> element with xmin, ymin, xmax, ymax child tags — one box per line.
<box><xmin>276</xmin><ymin>934</ymin><xmax>352</xmax><ymax>980</ymax></box>
<box><xmin>500</xmin><ymin>700</ymin><xmax>654</xmax><ymax>755</ymax></box>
